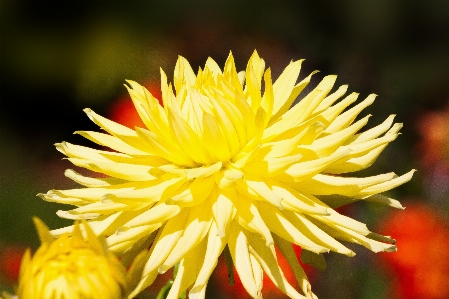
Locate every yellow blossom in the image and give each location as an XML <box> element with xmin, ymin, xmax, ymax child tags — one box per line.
<box><xmin>17</xmin><ymin>218</ymin><xmax>128</xmax><ymax>299</ymax></box>
<box><xmin>39</xmin><ymin>50</ymin><xmax>414</xmax><ymax>299</ymax></box>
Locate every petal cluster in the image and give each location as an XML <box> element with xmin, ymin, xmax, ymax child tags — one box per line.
<box><xmin>40</xmin><ymin>51</ymin><xmax>414</xmax><ymax>299</ymax></box>
<box><xmin>17</xmin><ymin>218</ymin><xmax>128</xmax><ymax>299</ymax></box>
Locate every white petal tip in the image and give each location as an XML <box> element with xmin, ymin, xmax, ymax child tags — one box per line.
<box><xmin>384</xmin><ymin>245</ymin><xmax>397</xmax><ymax>252</ymax></box>
<box><xmin>158</xmin><ymin>265</ymin><xmax>169</xmax><ymax>274</ymax></box>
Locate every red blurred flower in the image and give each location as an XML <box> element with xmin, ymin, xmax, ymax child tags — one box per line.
<box><xmin>416</xmin><ymin>103</ymin><xmax>449</xmax><ymax>170</ymax></box>
<box><xmin>108</xmin><ymin>81</ymin><xmax>162</xmax><ymax>129</ymax></box>
<box><xmin>415</xmin><ymin>101</ymin><xmax>449</xmax><ymax>202</ymax></box>
<box><xmin>378</xmin><ymin>202</ymin><xmax>449</xmax><ymax>299</ymax></box>
<box><xmin>0</xmin><ymin>245</ymin><xmax>27</xmax><ymax>284</ymax></box>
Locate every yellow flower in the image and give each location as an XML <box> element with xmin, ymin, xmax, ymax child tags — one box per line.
<box><xmin>17</xmin><ymin>218</ymin><xmax>128</xmax><ymax>299</ymax></box>
<box><xmin>40</xmin><ymin>50</ymin><xmax>414</xmax><ymax>299</ymax></box>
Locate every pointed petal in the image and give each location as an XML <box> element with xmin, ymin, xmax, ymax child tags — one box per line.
<box><xmin>283</xmin><ymin>210</ymin><xmax>354</xmax><ymax>256</ymax></box>
<box><xmin>32</xmin><ymin>217</ymin><xmax>55</xmax><ymax>245</ymax></box>
<box><xmin>294</xmin><ymin>172</ymin><xmax>397</xmax><ymax>197</ymax></box>
<box><xmin>274</xmin><ymin>235</ymin><xmax>315</xmax><ymax>298</ymax></box>
<box><xmin>142</xmin><ymin>209</ymin><xmax>190</xmax><ymax>277</ymax></box>
<box><xmin>75</xmin><ymin>131</ymin><xmax>148</xmax><ymax>155</ymax></box>
<box><xmin>158</xmin><ymin>202</ymin><xmax>213</xmax><ymax>273</ymax></box>
<box><xmin>257</xmin><ymin>202</ymin><xmax>329</xmax><ymax>254</ymax></box>
<box><xmin>271</xmin><ymin>60</ymin><xmax>304</xmax><ymax>119</ymax></box>
<box><xmin>174</xmin><ymin>55</ymin><xmax>196</xmax><ymax>95</ymax></box>
<box><xmin>64</xmin><ymin>169</ymin><xmax>126</xmax><ymax>187</ymax></box>
<box><xmin>358</xmin><ymin>170</ymin><xmax>416</xmax><ymax>198</ymax></box>
<box><xmin>167</xmin><ymin>107</ymin><xmax>211</xmax><ymax>165</ymax></box>
<box><xmin>228</xmin><ymin>223</ymin><xmax>263</xmax><ymax>299</ymax></box>
<box><xmin>166</xmin><ymin>238</ymin><xmax>207</xmax><ymax>299</ymax></box>
<box><xmin>120</xmin><ymin>202</ymin><xmax>181</xmax><ymax>230</ymax></box>
<box><xmin>189</xmin><ymin>222</ymin><xmax>227</xmax><ymax>299</ymax></box>
<box><xmin>284</xmin><ymin>148</ymin><xmax>351</xmax><ymax>180</ymax></box>
<box><xmin>246</xmin><ymin>231</ymin><xmax>308</xmax><ymax>299</ymax></box>
<box><xmin>325</xmin><ymin>94</ymin><xmax>376</xmax><ymax>134</ymax></box>
<box><xmin>212</xmin><ymin>189</ymin><xmax>236</xmax><ymax>237</ymax></box>
<box><xmin>233</xmin><ymin>194</ymin><xmax>274</xmax><ymax>246</ymax></box>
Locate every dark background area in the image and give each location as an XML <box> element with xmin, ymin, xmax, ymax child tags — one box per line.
<box><xmin>1</xmin><ymin>1</ymin><xmax>449</xmax><ymax>298</ymax></box>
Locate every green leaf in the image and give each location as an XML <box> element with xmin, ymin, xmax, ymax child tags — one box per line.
<box><xmin>301</xmin><ymin>249</ymin><xmax>327</xmax><ymax>271</ymax></box>
<box><xmin>156</xmin><ymin>280</ymin><xmax>174</xmax><ymax>299</ymax></box>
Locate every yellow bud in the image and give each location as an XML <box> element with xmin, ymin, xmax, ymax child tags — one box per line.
<box><xmin>17</xmin><ymin>217</ymin><xmax>129</xmax><ymax>299</ymax></box>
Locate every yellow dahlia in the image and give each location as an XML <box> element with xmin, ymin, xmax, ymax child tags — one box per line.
<box><xmin>40</xmin><ymin>50</ymin><xmax>414</xmax><ymax>299</ymax></box>
<box><xmin>17</xmin><ymin>218</ymin><xmax>128</xmax><ymax>299</ymax></box>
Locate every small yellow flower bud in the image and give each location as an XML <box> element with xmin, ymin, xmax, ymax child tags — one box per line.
<box><xmin>17</xmin><ymin>217</ymin><xmax>128</xmax><ymax>299</ymax></box>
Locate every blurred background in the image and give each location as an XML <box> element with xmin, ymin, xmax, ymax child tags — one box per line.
<box><xmin>1</xmin><ymin>1</ymin><xmax>449</xmax><ymax>298</ymax></box>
